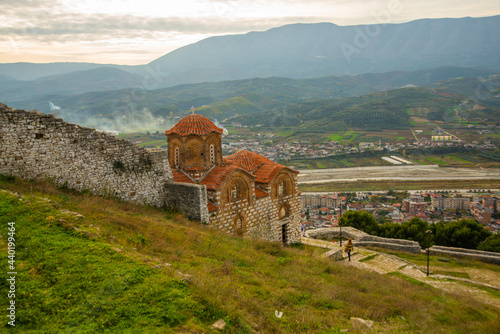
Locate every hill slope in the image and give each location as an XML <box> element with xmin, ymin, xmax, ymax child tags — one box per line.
<box><xmin>1</xmin><ymin>176</ymin><xmax>499</xmax><ymax>333</ymax></box>
<box><xmin>7</xmin><ymin>67</ymin><xmax>496</xmax><ymax>130</ymax></box>
<box><xmin>0</xmin><ymin>67</ymin><xmax>143</xmax><ymax>102</ymax></box>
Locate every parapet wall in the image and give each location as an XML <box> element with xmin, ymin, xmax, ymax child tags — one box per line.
<box><xmin>429</xmin><ymin>245</ymin><xmax>500</xmax><ymax>265</ymax></box>
<box><xmin>0</xmin><ymin>104</ymin><xmax>173</xmax><ymax>207</ymax></box>
<box><xmin>306</xmin><ymin>227</ymin><xmax>422</xmax><ymax>253</ymax></box>
<box><xmin>164</xmin><ymin>182</ymin><xmax>209</xmax><ymax>223</ymax></box>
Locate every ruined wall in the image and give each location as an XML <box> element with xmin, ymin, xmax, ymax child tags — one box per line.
<box><xmin>307</xmin><ymin>227</ymin><xmax>422</xmax><ymax>253</ymax></box>
<box><xmin>0</xmin><ymin>105</ymin><xmax>172</xmax><ymax>206</ymax></box>
<box><xmin>429</xmin><ymin>245</ymin><xmax>500</xmax><ymax>265</ymax></box>
<box><xmin>164</xmin><ymin>182</ymin><xmax>209</xmax><ymax>222</ymax></box>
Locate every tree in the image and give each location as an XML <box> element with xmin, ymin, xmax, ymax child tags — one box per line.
<box><xmin>340</xmin><ymin>210</ymin><xmax>379</xmax><ymax>235</ymax></box>
<box><xmin>432</xmin><ymin>219</ymin><xmax>492</xmax><ymax>250</ymax></box>
<box><xmin>478</xmin><ymin>234</ymin><xmax>500</xmax><ymax>253</ymax></box>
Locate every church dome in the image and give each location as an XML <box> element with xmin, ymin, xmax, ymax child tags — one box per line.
<box><xmin>165</xmin><ymin>114</ymin><xmax>223</xmax><ymax>136</ymax></box>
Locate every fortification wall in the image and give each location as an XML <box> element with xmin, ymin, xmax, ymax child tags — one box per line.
<box><xmin>0</xmin><ymin>105</ymin><xmax>173</xmax><ymax>207</ymax></box>
<box><xmin>164</xmin><ymin>182</ymin><xmax>209</xmax><ymax>223</ymax></box>
<box><xmin>429</xmin><ymin>245</ymin><xmax>500</xmax><ymax>265</ymax></box>
<box><xmin>306</xmin><ymin>227</ymin><xmax>422</xmax><ymax>253</ymax></box>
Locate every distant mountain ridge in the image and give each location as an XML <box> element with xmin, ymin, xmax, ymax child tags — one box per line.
<box><xmin>0</xmin><ymin>67</ymin><xmax>143</xmax><ymax>102</ymax></box>
<box><xmin>149</xmin><ymin>15</ymin><xmax>500</xmax><ymax>86</ymax></box>
<box><xmin>0</xmin><ymin>15</ymin><xmax>499</xmax><ymax>91</ymax></box>
<box><xmin>7</xmin><ymin>66</ymin><xmax>496</xmax><ymax>126</ymax></box>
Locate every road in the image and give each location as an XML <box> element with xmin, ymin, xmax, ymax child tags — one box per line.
<box><xmin>297</xmin><ymin>165</ymin><xmax>500</xmax><ymax>184</ymax></box>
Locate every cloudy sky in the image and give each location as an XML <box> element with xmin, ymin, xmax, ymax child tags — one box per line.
<box><xmin>1</xmin><ymin>0</ymin><xmax>499</xmax><ymax>65</ymax></box>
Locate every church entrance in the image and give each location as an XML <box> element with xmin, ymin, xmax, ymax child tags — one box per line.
<box><xmin>281</xmin><ymin>223</ymin><xmax>288</xmax><ymax>244</ymax></box>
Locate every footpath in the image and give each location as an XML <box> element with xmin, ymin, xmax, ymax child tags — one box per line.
<box><xmin>301</xmin><ymin>236</ymin><xmax>500</xmax><ymax>309</ymax></box>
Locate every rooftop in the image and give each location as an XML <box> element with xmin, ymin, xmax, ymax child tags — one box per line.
<box><xmin>165</xmin><ymin>114</ymin><xmax>223</xmax><ymax>136</ymax></box>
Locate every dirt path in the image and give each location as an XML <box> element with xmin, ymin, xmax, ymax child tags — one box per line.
<box><xmin>302</xmin><ymin>236</ymin><xmax>500</xmax><ymax>309</ymax></box>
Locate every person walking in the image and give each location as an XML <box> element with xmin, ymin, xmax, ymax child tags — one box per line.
<box><xmin>344</xmin><ymin>238</ymin><xmax>354</xmax><ymax>261</ymax></box>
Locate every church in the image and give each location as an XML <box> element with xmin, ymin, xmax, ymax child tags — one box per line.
<box><xmin>165</xmin><ymin>113</ymin><xmax>301</xmax><ymax>244</ymax></box>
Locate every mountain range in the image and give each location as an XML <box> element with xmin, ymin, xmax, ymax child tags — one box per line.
<box><xmin>0</xmin><ymin>15</ymin><xmax>499</xmax><ymax>132</ymax></box>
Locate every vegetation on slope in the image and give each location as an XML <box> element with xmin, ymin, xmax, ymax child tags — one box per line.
<box><xmin>339</xmin><ymin>211</ymin><xmax>496</xmax><ymax>252</ymax></box>
<box><xmin>1</xmin><ymin>176</ymin><xmax>499</xmax><ymax>333</ymax></box>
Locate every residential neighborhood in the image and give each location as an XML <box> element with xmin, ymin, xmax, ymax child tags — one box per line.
<box><xmin>300</xmin><ymin>191</ymin><xmax>500</xmax><ymax>233</ymax></box>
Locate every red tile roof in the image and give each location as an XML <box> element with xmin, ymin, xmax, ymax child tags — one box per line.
<box><xmin>224</xmin><ymin>150</ymin><xmax>270</xmax><ymax>171</ymax></box>
<box><xmin>255</xmin><ymin>188</ymin><xmax>269</xmax><ymax>198</ymax></box>
<box><xmin>199</xmin><ymin>165</ymin><xmax>239</xmax><ymax>190</ymax></box>
<box><xmin>165</xmin><ymin>114</ymin><xmax>223</xmax><ymax>136</ymax></box>
<box><xmin>172</xmin><ymin>169</ymin><xmax>194</xmax><ymax>183</ymax></box>
<box><xmin>225</xmin><ymin>150</ymin><xmax>297</xmax><ymax>183</ymax></box>
<box><xmin>207</xmin><ymin>201</ymin><xmax>218</xmax><ymax>212</ymax></box>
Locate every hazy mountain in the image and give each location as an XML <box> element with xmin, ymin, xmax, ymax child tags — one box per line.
<box><xmin>0</xmin><ymin>16</ymin><xmax>498</xmax><ymax>96</ymax></box>
<box><xmin>0</xmin><ymin>62</ymin><xmax>141</xmax><ymax>81</ymax></box>
<box><xmin>0</xmin><ymin>67</ymin><xmax>143</xmax><ymax>103</ymax></box>
<box><xmin>8</xmin><ymin>67</ymin><xmax>496</xmax><ymax>128</ymax></box>
<box><xmin>0</xmin><ymin>74</ymin><xmax>15</xmax><ymax>82</ymax></box>
<box><xmin>149</xmin><ymin>16</ymin><xmax>500</xmax><ymax>87</ymax></box>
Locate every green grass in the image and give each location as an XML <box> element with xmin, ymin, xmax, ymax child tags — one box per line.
<box><xmin>1</xmin><ymin>177</ymin><xmax>500</xmax><ymax>333</ymax></box>
<box><xmin>328</xmin><ymin>132</ymin><xmax>346</xmax><ymax>141</ymax></box>
<box><xmin>433</xmin><ymin>271</ymin><xmax>471</xmax><ymax>279</ymax></box>
<box><xmin>426</xmin><ymin>157</ymin><xmax>446</xmax><ymax>164</ymax></box>
<box><xmin>359</xmin><ymin>254</ymin><xmax>379</xmax><ymax>262</ymax></box>
<box><xmin>136</xmin><ymin>139</ymin><xmax>167</xmax><ymax>147</ymax></box>
<box><xmin>387</xmin><ymin>272</ymin><xmax>430</xmax><ymax>287</ymax></box>
<box><xmin>0</xmin><ymin>192</ymin><xmax>226</xmax><ymax>333</ymax></box>
<box><xmin>446</xmin><ymin>155</ymin><xmax>474</xmax><ymax>164</ymax></box>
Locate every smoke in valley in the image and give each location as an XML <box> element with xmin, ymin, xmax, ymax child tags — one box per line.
<box><xmin>48</xmin><ymin>101</ymin><xmax>174</xmax><ymax>135</ymax></box>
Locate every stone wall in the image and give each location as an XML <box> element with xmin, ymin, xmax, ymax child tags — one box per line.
<box><xmin>306</xmin><ymin>227</ymin><xmax>422</xmax><ymax>253</ymax></box>
<box><xmin>209</xmin><ymin>192</ymin><xmax>301</xmax><ymax>244</ymax></box>
<box><xmin>0</xmin><ymin>105</ymin><xmax>173</xmax><ymax>207</ymax></box>
<box><xmin>164</xmin><ymin>182</ymin><xmax>209</xmax><ymax>223</ymax></box>
<box><xmin>429</xmin><ymin>245</ymin><xmax>500</xmax><ymax>265</ymax></box>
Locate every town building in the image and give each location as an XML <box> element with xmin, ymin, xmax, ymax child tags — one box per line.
<box><xmin>431</xmin><ymin>197</ymin><xmax>471</xmax><ymax>210</ymax></box>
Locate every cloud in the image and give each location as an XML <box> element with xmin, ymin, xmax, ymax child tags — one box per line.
<box><xmin>0</xmin><ymin>12</ymin><xmax>325</xmax><ymax>42</ymax></box>
<box><xmin>1</xmin><ymin>0</ymin><xmax>499</xmax><ymax>64</ymax></box>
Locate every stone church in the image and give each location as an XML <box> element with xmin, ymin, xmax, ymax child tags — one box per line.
<box><xmin>165</xmin><ymin>113</ymin><xmax>301</xmax><ymax>244</ymax></box>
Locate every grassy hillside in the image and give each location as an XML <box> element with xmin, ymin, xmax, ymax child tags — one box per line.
<box><xmin>1</xmin><ymin>176</ymin><xmax>499</xmax><ymax>333</ymax></box>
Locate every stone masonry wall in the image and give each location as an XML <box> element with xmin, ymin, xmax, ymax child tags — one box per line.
<box><xmin>164</xmin><ymin>182</ymin><xmax>209</xmax><ymax>223</ymax></box>
<box><xmin>0</xmin><ymin>105</ymin><xmax>173</xmax><ymax>207</ymax></box>
<box><xmin>208</xmin><ymin>173</ymin><xmax>301</xmax><ymax>244</ymax></box>
<box><xmin>429</xmin><ymin>245</ymin><xmax>500</xmax><ymax>265</ymax></box>
<box><xmin>307</xmin><ymin>227</ymin><xmax>422</xmax><ymax>253</ymax></box>
<box><xmin>209</xmin><ymin>193</ymin><xmax>301</xmax><ymax>244</ymax></box>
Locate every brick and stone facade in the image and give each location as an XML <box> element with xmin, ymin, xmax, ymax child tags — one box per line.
<box><xmin>165</xmin><ymin>113</ymin><xmax>301</xmax><ymax>244</ymax></box>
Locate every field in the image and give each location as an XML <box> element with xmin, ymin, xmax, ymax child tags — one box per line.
<box><xmin>1</xmin><ymin>176</ymin><xmax>499</xmax><ymax>333</ymax></box>
<box><xmin>298</xmin><ymin>179</ymin><xmax>500</xmax><ymax>192</ymax></box>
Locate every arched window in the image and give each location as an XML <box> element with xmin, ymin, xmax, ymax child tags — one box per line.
<box><xmin>279</xmin><ymin>205</ymin><xmax>290</xmax><ymax>219</ymax></box>
<box><xmin>174</xmin><ymin>147</ymin><xmax>179</xmax><ymax>167</ymax></box>
<box><xmin>231</xmin><ymin>184</ymin><xmax>238</xmax><ymax>201</ymax></box>
<box><xmin>210</xmin><ymin>144</ymin><xmax>215</xmax><ymax>165</ymax></box>
<box><xmin>236</xmin><ymin>217</ymin><xmax>243</xmax><ymax>230</ymax></box>
<box><xmin>278</xmin><ymin>180</ymin><xmax>286</xmax><ymax>197</ymax></box>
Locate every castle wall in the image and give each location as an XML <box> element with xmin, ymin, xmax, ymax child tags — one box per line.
<box><xmin>164</xmin><ymin>182</ymin><xmax>209</xmax><ymax>223</ymax></box>
<box><xmin>0</xmin><ymin>105</ymin><xmax>173</xmax><ymax>207</ymax></box>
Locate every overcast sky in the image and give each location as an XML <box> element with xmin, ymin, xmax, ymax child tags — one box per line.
<box><xmin>1</xmin><ymin>0</ymin><xmax>499</xmax><ymax>65</ymax></box>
